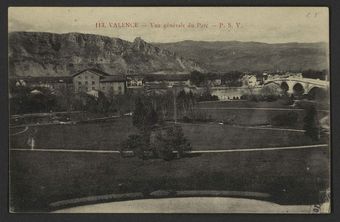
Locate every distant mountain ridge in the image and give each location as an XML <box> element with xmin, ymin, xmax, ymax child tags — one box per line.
<box><xmin>154</xmin><ymin>40</ymin><xmax>329</xmax><ymax>72</ymax></box>
<box><xmin>8</xmin><ymin>32</ymin><xmax>203</xmax><ymax>77</ymax></box>
<box><xmin>9</xmin><ymin>32</ymin><xmax>329</xmax><ymax>77</ymax></box>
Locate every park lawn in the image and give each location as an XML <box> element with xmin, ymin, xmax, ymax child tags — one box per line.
<box><xmin>10</xmin><ymin>147</ymin><xmax>330</xmax><ymax>212</ymax></box>
<box><xmin>194</xmin><ymin>100</ymin><xmax>329</xmax><ymax>127</ymax></box>
<box><xmin>10</xmin><ymin>117</ymin><xmax>139</xmax><ymax>150</ymax></box>
<box><xmin>9</xmin><ymin>117</ymin><xmax>326</xmax><ymax>151</ymax></box>
<box><xmin>193</xmin><ymin>108</ymin><xmax>307</xmax><ymax>126</ymax></box>
<box><xmin>196</xmin><ymin>100</ymin><xmax>292</xmax><ymax>109</ymax></box>
<box><xmin>180</xmin><ymin>123</ymin><xmax>324</xmax><ymax>150</ymax></box>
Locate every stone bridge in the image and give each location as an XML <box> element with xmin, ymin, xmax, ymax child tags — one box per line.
<box><xmin>264</xmin><ymin>77</ymin><xmax>329</xmax><ymax>99</ymax></box>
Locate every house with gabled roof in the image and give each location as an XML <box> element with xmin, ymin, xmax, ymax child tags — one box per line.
<box><xmin>72</xmin><ymin>68</ymin><xmax>126</xmax><ymax>96</ymax></box>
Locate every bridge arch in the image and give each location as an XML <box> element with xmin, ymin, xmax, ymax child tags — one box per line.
<box><xmin>292</xmin><ymin>83</ymin><xmax>305</xmax><ymax>97</ymax></box>
<box><xmin>264</xmin><ymin>78</ymin><xmax>329</xmax><ymax>100</ymax></box>
<box><xmin>307</xmin><ymin>86</ymin><xmax>327</xmax><ymax>101</ymax></box>
<box><xmin>280</xmin><ymin>82</ymin><xmax>289</xmax><ymax>93</ymax></box>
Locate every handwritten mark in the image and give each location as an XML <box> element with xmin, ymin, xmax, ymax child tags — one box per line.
<box><xmin>306</xmin><ymin>12</ymin><xmax>319</xmax><ymax>18</ymax></box>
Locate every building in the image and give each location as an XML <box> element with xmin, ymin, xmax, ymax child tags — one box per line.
<box><xmin>10</xmin><ymin>76</ymin><xmax>73</xmax><ymax>91</ymax></box>
<box><xmin>72</xmin><ymin>69</ymin><xmax>126</xmax><ymax>96</ymax></box>
<box><xmin>242</xmin><ymin>75</ymin><xmax>258</xmax><ymax>87</ymax></box>
<box><xmin>99</xmin><ymin>75</ymin><xmax>126</xmax><ymax>95</ymax></box>
<box><xmin>126</xmin><ymin>75</ymin><xmax>144</xmax><ymax>88</ymax></box>
<box><xmin>144</xmin><ymin>74</ymin><xmax>191</xmax><ymax>88</ymax></box>
<box><xmin>208</xmin><ymin>78</ymin><xmax>222</xmax><ymax>87</ymax></box>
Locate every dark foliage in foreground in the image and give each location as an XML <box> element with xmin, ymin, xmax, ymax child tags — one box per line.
<box><xmin>303</xmin><ymin>105</ymin><xmax>320</xmax><ymax>141</ymax></box>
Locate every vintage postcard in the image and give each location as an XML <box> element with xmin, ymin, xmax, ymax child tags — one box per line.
<box><xmin>8</xmin><ymin>7</ymin><xmax>330</xmax><ymax>213</ymax></box>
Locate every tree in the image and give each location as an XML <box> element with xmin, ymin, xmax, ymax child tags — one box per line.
<box><xmin>132</xmin><ymin>97</ymin><xmax>149</xmax><ymax>130</ymax></box>
<box><xmin>222</xmin><ymin>71</ymin><xmax>243</xmax><ymax>87</ymax></box>
<box><xmin>153</xmin><ymin>125</ymin><xmax>192</xmax><ymax>160</ymax></box>
<box><xmin>303</xmin><ymin>105</ymin><xmax>320</xmax><ymax>141</ymax></box>
<box><xmin>190</xmin><ymin>71</ymin><xmax>206</xmax><ymax>86</ymax></box>
<box><xmin>177</xmin><ymin>90</ymin><xmax>196</xmax><ymax>117</ymax></box>
<box><xmin>56</xmin><ymin>85</ymin><xmax>76</xmax><ymax>111</ymax></box>
<box><xmin>96</xmin><ymin>91</ymin><xmax>110</xmax><ymax>113</ymax></box>
<box><xmin>146</xmin><ymin>107</ymin><xmax>158</xmax><ymax>127</ymax></box>
<box><xmin>132</xmin><ymin>97</ymin><xmax>158</xmax><ymax>131</ymax></box>
<box><xmin>302</xmin><ymin>69</ymin><xmax>327</xmax><ymax>80</ymax></box>
<box><xmin>129</xmin><ymin>97</ymin><xmax>159</xmax><ymax>159</ymax></box>
<box><xmin>120</xmin><ymin>134</ymin><xmax>148</xmax><ymax>159</ymax></box>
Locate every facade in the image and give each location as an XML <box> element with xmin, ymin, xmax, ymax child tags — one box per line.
<box><xmin>72</xmin><ymin>69</ymin><xmax>126</xmax><ymax>96</ymax></box>
<box><xmin>100</xmin><ymin>76</ymin><xmax>126</xmax><ymax>95</ymax></box>
<box><xmin>242</xmin><ymin>75</ymin><xmax>258</xmax><ymax>87</ymax></box>
<box><xmin>126</xmin><ymin>75</ymin><xmax>144</xmax><ymax>87</ymax></box>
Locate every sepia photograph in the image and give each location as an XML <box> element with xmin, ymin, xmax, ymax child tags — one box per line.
<box><xmin>8</xmin><ymin>7</ymin><xmax>330</xmax><ymax>213</ymax></box>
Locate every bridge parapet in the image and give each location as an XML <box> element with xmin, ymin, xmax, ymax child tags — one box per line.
<box><xmin>265</xmin><ymin>78</ymin><xmax>329</xmax><ymax>88</ymax></box>
<box><xmin>264</xmin><ymin>77</ymin><xmax>329</xmax><ymax>95</ymax></box>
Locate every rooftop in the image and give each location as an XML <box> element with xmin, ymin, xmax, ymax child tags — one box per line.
<box><xmin>72</xmin><ymin>68</ymin><xmax>112</xmax><ymax>77</ymax></box>
<box><xmin>100</xmin><ymin>75</ymin><xmax>126</xmax><ymax>82</ymax></box>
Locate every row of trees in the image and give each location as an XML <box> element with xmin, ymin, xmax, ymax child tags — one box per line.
<box><xmin>10</xmin><ymin>85</ymin><xmax>136</xmax><ymax>115</ymax></box>
<box><xmin>190</xmin><ymin>71</ymin><xmax>244</xmax><ymax>87</ymax></box>
<box><xmin>302</xmin><ymin>69</ymin><xmax>328</xmax><ymax>80</ymax></box>
<box><xmin>10</xmin><ymin>86</ymin><xmax>61</xmax><ymax>114</ymax></box>
<box><xmin>10</xmin><ymin>83</ymin><xmax>217</xmax><ymax>122</ymax></box>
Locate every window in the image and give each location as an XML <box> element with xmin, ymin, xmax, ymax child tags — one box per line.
<box><xmin>78</xmin><ymin>81</ymin><xmax>81</xmax><ymax>85</ymax></box>
<box><xmin>78</xmin><ymin>76</ymin><xmax>81</xmax><ymax>79</ymax></box>
<box><xmin>92</xmin><ymin>87</ymin><xmax>95</xmax><ymax>90</ymax></box>
<box><xmin>102</xmin><ymin>87</ymin><xmax>105</xmax><ymax>90</ymax></box>
<box><xmin>92</xmin><ymin>81</ymin><xmax>95</xmax><ymax>85</ymax></box>
<box><xmin>85</xmin><ymin>81</ymin><xmax>88</xmax><ymax>85</ymax></box>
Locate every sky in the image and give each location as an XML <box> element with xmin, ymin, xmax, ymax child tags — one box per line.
<box><xmin>8</xmin><ymin>7</ymin><xmax>329</xmax><ymax>43</ymax></box>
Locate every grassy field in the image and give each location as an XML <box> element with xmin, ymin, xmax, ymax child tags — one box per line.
<box><xmin>10</xmin><ymin>147</ymin><xmax>330</xmax><ymax>212</ymax></box>
<box><xmin>196</xmin><ymin>100</ymin><xmax>292</xmax><ymax>109</ymax></box>
<box><xmin>194</xmin><ymin>103</ymin><xmax>328</xmax><ymax>127</ymax></box>
<box><xmin>193</xmin><ymin>108</ymin><xmax>307</xmax><ymax>126</ymax></box>
<box><xmin>9</xmin><ymin>117</ymin><xmax>325</xmax><ymax>150</ymax></box>
<box><xmin>180</xmin><ymin>123</ymin><xmax>323</xmax><ymax>150</ymax></box>
<box><xmin>10</xmin><ymin>117</ymin><xmax>138</xmax><ymax>150</ymax></box>
<box><xmin>196</xmin><ymin>100</ymin><xmax>330</xmax><ymax>110</ymax></box>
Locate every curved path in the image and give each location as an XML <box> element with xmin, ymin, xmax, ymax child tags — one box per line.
<box><xmin>53</xmin><ymin>196</ymin><xmax>321</xmax><ymax>213</ymax></box>
<box><xmin>10</xmin><ymin>126</ymin><xmax>29</xmax><ymax>136</ymax></box>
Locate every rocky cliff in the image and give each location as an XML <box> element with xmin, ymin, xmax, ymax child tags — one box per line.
<box><xmin>9</xmin><ymin>32</ymin><xmax>203</xmax><ymax>77</ymax></box>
